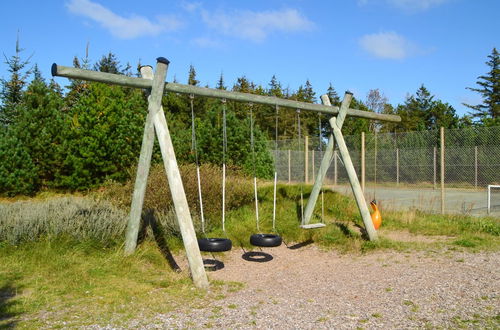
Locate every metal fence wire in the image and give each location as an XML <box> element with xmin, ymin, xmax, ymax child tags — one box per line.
<box><xmin>270</xmin><ymin>126</ymin><xmax>500</xmax><ymax>216</ymax></box>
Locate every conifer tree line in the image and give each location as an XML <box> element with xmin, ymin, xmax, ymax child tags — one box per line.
<box><xmin>0</xmin><ymin>39</ymin><xmax>498</xmax><ymax>196</ymax></box>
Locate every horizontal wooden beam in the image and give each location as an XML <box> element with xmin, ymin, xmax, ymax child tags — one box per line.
<box><xmin>51</xmin><ymin>63</ymin><xmax>401</xmax><ymax>123</ymax></box>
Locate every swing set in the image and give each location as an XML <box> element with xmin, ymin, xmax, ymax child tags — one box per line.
<box><xmin>51</xmin><ymin>57</ymin><xmax>401</xmax><ymax>288</ymax></box>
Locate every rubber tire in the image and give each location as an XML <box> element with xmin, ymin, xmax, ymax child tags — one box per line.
<box><xmin>198</xmin><ymin>238</ymin><xmax>232</xmax><ymax>252</ymax></box>
<box><xmin>250</xmin><ymin>234</ymin><xmax>282</xmax><ymax>247</ymax></box>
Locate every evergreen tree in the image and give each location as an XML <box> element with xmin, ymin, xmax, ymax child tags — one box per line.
<box><xmin>58</xmin><ymin>83</ymin><xmax>147</xmax><ymax>189</ymax></box>
<box><xmin>188</xmin><ymin>65</ymin><xmax>199</xmax><ymax>86</ymax></box>
<box><xmin>0</xmin><ymin>34</ymin><xmax>31</xmax><ymax>126</ymax></box>
<box><xmin>13</xmin><ymin>72</ymin><xmax>67</xmax><ymax>187</ymax></box>
<box><xmin>268</xmin><ymin>75</ymin><xmax>283</xmax><ymax>97</ymax></box>
<box><xmin>0</xmin><ymin>129</ymin><xmax>39</xmax><ymax>195</ymax></box>
<box><xmin>464</xmin><ymin>48</ymin><xmax>500</xmax><ymax>126</ymax></box>
<box><xmin>396</xmin><ymin>85</ymin><xmax>434</xmax><ymax>131</ymax></box>
<box><xmin>94</xmin><ymin>52</ymin><xmax>122</xmax><ymax>74</ymax></box>
<box><xmin>326</xmin><ymin>83</ymin><xmax>340</xmax><ymax>106</ymax></box>
<box><xmin>396</xmin><ymin>85</ymin><xmax>459</xmax><ymax>131</ymax></box>
<box><xmin>216</xmin><ymin>72</ymin><xmax>226</xmax><ymax>90</ymax></box>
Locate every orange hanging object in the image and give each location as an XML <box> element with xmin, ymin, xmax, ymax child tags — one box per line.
<box><xmin>370</xmin><ymin>200</ymin><xmax>382</xmax><ymax>230</ymax></box>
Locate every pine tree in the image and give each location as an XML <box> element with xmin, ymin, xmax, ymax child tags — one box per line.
<box><xmin>0</xmin><ymin>34</ymin><xmax>31</xmax><ymax>126</ymax></box>
<box><xmin>188</xmin><ymin>65</ymin><xmax>199</xmax><ymax>86</ymax></box>
<box><xmin>94</xmin><ymin>52</ymin><xmax>122</xmax><ymax>74</ymax></box>
<box><xmin>268</xmin><ymin>75</ymin><xmax>283</xmax><ymax>97</ymax></box>
<box><xmin>216</xmin><ymin>72</ymin><xmax>226</xmax><ymax>90</ymax></box>
<box><xmin>326</xmin><ymin>83</ymin><xmax>340</xmax><ymax>106</ymax></box>
<box><xmin>59</xmin><ymin>83</ymin><xmax>147</xmax><ymax>189</ymax></box>
<box><xmin>464</xmin><ymin>48</ymin><xmax>500</xmax><ymax>126</ymax></box>
<box><xmin>13</xmin><ymin>71</ymin><xmax>67</xmax><ymax>187</ymax></box>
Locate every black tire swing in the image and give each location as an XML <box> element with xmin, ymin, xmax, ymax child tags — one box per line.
<box><xmin>249</xmin><ymin>103</ymin><xmax>282</xmax><ymax>248</ymax></box>
<box><xmin>193</xmin><ymin>96</ymin><xmax>232</xmax><ymax>253</ymax></box>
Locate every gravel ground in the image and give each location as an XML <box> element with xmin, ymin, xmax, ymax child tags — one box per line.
<box><xmin>133</xmin><ymin>244</ymin><xmax>499</xmax><ymax>329</ymax></box>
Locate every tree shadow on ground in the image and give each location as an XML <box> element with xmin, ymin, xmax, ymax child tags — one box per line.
<box><xmin>139</xmin><ymin>209</ymin><xmax>181</xmax><ymax>272</ymax></box>
<box><xmin>0</xmin><ymin>282</ymin><xmax>20</xmax><ymax>329</ymax></box>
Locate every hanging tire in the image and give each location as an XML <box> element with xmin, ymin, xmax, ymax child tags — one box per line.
<box><xmin>250</xmin><ymin>234</ymin><xmax>282</xmax><ymax>247</ymax></box>
<box><xmin>198</xmin><ymin>238</ymin><xmax>232</xmax><ymax>252</ymax></box>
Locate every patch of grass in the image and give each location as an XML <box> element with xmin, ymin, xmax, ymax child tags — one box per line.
<box><xmin>0</xmin><ymin>238</ymin><xmax>205</xmax><ymax>328</ymax></box>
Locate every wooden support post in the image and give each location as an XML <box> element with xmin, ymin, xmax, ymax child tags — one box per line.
<box><xmin>126</xmin><ymin>60</ymin><xmax>208</xmax><ymax>289</ymax></box>
<box><xmin>361</xmin><ymin>132</ymin><xmax>365</xmax><ymax>193</ymax></box>
<box><xmin>331</xmin><ymin>113</ymin><xmax>378</xmax><ymax>241</ymax></box>
<box><xmin>288</xmin><ymin>149</ymin><xmax>291</xmax><ymax>183</ymax></box>
<box><xmin>440</xmin><ymin>127</ymin><xmax>445</xmax><ymax>214</ymax></box>
<box><xmin>303</xmin><ymin>93</ymin><xmax>350</xmax><ymax>225</ymax></box>
<box><xmin>124</xmin><ymin>66</ymin><xmax>159</xmax><ymax>255</ymax></box>
<box><xmin>305</xmin><ymin>136</ymin><xmax>309</xmax><ymax>184</ymax></box>
<box><xmin>396</xmin><ymin>148</ymin><xmax>399</xmax><ymax>186</ymax></box>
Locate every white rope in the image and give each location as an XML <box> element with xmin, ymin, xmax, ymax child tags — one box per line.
<box><xmin>273</xmin><ymin>104</ymin><xmax>278</xmax><ymax>231</ymax></box>
<box><xmin>273</xmin><ymin>171</ymin><xmax>277</xmax><ymax>231</ymax></box>
<box><xmin>190</xmin><ymin>95</ymin><xmax>206</xmax><ymax>233</ymax></box>
<box><xmin>297</xmin><ymin>109</ymin><xmax>305</xmax><ymax>225</ymax></box>
<box><xmin>221</xmin><ymin>99</ymin><xmax>227</xmax><ymax>232</ymax></box>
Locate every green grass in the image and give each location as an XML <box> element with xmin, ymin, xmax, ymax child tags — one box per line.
<box><xmin>0</xmin><ymin>238</ymin><xmax>232</xmax><ymax>328</ymax></box>
<box><xmin>0</xmin><ymin>181</ymin><xmax>499</xmax><ymax>327</ymax></box>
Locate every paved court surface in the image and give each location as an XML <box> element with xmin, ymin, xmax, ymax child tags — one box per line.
<box><xmin>330</xmin><ymin>185</ymin><xmax>500</xmax><ymax>217</ymax></box>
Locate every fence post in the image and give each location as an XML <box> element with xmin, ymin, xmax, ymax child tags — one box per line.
<box><xmin>305</xmin><ymin>135</ymin><xmax>309</xmax><ymax>183</ymax></box>
<box><xmin>396</xmin><ymin>148</ymin><xmax>399</xmax><ymax>186</ymax></box>
<box><xmin>433</xmin><ymin>146</ymin><xmax>437</xmax><ymax>190</ymax></box>
<box><xmin>440</xmin><ymin>127</ymin><xmax>445</xmax><ymax>214</ymax></box>
<box><xmin>288</xmin><ymin>149</ymin><xmax>291</xmax><ymax>183</ymax></box>
<box><xmin>475</xmin><ymin>146</ymin><xmax>478</xmax><ymax>189</ymax></box>
<box><xmin>361</xmin><ymin>131</ymin><xmax>365</xmax><ymax>193</ymax></box>
<box><xmin>312</xmin><ymin>149</ymin><xmax>315</xmax><ymax>183</ymax></box>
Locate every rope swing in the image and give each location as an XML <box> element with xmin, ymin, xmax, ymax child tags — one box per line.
<box><xmin>249</xmin><ymin>103</ymin><xmax>282</xmax><ymax>248</ymax></box>
<box><xmin>196</xmin><ymin>96</ymin><xmax>232</xmax><ymax>252</ymax></box>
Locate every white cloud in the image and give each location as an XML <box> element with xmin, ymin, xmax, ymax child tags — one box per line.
<box><xmin>358</xmin><ymin>0</ymin><xmax>450</xmax><ymax>12</ymax></box>
<box><xmin>66</xmin><ymin>0</ymin><xmax>182</xmax><ymax>39</ymax></box>
<box><xmin>200</xmin><ymin>8</ymin><xmax>314</xmax><ymax>42</ymax></box>
<box><xmin>191</xmin><ymin>37</ymin><xmax>223</xmax><ymax>48</ymax></box>
<box><xmin>359</xmin><ymin>31</ymin><xmax>419</xmax><ymax>59</ymax></box>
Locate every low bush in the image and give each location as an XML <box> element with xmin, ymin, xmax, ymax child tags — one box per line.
<box><xmin>0</xmin><ymin>197</ymin><xmax>127</xmax><ymax>245</ymax></box>
<box><xmin>100</xmin><ymin>163</ymin><xmax>254</xmax><ymax>231</ymax></box>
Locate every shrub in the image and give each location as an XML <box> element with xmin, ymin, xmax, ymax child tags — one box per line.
<box><xmin>0</xmin><ymin>196</ymin><xmax>127</xmax><ymax>244</ymax></box>
<box><xmin>0</xmin><ymin>130</ymin><xmax>39</xmax><ymax>196</ymax></box>
<box><xmin>100</xmin><ymin>163</ymin><xmax>254</xmax><ymax>232</ymax></box>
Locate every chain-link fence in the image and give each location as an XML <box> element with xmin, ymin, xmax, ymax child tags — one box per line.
<box><xmin>270</xmin><ymin>126</ymin><xmax>500</xmax><ymax>216</ymax></box>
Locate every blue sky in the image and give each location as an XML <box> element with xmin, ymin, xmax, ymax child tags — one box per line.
<box><xmin>1</xmin><ymin>0</ymin><xmax>498</xmax><ymax>116</ymax></box>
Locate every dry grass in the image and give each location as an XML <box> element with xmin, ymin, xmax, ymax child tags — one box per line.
<box><xmin>99</xmin><ymin>163</ymin><xmax>253</xmax><ymax>229</ymax></box>
<box><xmin>0</xmin><ymin>197</ymin><xmax>127</xmax><ymax>245</ymax></box>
